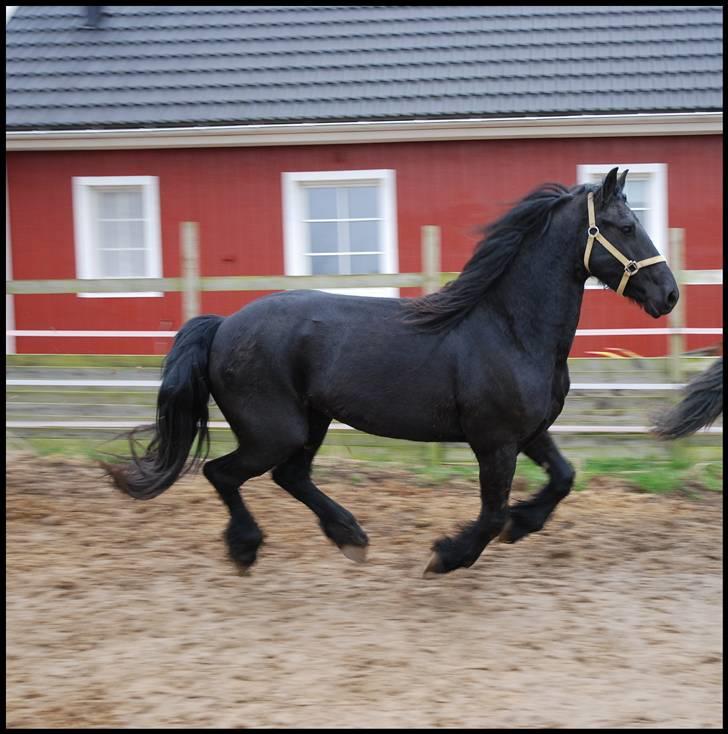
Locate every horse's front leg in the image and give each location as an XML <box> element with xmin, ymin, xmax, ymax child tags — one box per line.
<box><xmin>424</xmin><ymin>443</ymin><xmax>517</xmax><ymax>577</ymax></box>
<box><xmin>499</xmin><ymin>431</ymin><xmax>574</xmax><ymax>543</ymax></box>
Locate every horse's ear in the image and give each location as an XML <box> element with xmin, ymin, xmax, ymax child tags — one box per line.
<box><xmin>617</xmin><ymin>169</ymin><xmax>629</xmax><ymax>193</ymax></box>
<box><xmin>598</xmin><ymin>167</ymin><xmax>620</xmax><ymax>204</ymax></box>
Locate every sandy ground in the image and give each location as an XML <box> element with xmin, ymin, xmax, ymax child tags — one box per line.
<box><xmin>6</xmin><ymin>453</ymin><xmax>723</xmax><ymax>729</ymax></box>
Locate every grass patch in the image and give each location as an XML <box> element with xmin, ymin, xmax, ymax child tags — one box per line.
<box><xmin>411</xmin><ymin>453</ymin><xmax>723</xmax><ymax>496</ymax></box>
<box><xmin>578</xmin><ymin>455</ymin><xmax>722</xmax><ymax>494</ymax></box>
<box><xmin>411</xmin><ymin>462</ymin><xmax>479</xmax><ymax>486</ymax></box>
<box><xmin>8</xmin><ymin>435</ymin><xmax>722</xmax><ymax>495</ymax></box>
<box><xmin>681</xmin><ymin>461</ymin><xmax>724</xmax><ymax>493</ymax></box>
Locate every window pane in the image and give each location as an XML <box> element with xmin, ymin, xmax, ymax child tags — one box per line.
<box><xmin>128</xmin><ymin>220</ymin><xmax>145</xmax><ymax>247</ymax></box>
<box><xmin>308</xmin><ymin>221</ymin><xmax>339</xmax><ymax>253</ymax></box>
<box><xmin>349</xmin><ymin>220</ymin><xmax>379</xmax><ymax>252</ymax></box>
<box><xmin>99</xmin><ymin>249</ymin><xmax>146</xmax><ymax>277</ymax></box>
<box><xmin>347</xmin><ymin>186</ymin><xmax>378</xmax><ymax>218</ymax></box>
<box><xmin>98</xmin><ymin>189</ymin><xmax>143</xmax><ymax>219</ymax></box>
<box><xmin>100</xmin><ymin>220</ymin><xmax>145</xmax><ymax>249</ymax></box>
<box><xmin>99</xmin><ymin>220</ymin><xmax>119</xmax><ymax>249</ymax></box>
<box><xmin>120</xmin><ymin>250</ymin><xmax>146</xmax><ymax>277</ymax></box>
<box><xmin>625</xmin><ymin>180</ymin><xmax>649</xmax><ymax>209</ymax></box>
<box><xmin>98</xmin><ymin>192</ymin><xmax>115</xmax><ymax>219</ymax></box>
<box><xmin>633</xmin><ymin>210</ymin><xmax>648</xmax><ymax>228</ymax></box>
<box><xmin>310</xmin><ymin>255</ymin><xmax>341</xmax><ymax>275</ymax></box>
<box><xmin>307</xmin><ymin>187</ymin><xmax>338</xmax><ymax>219</ymax></box>
<box><xmin>350</xmin><ymin>254</ymin><xmax>380</xmax><ymax>274</ymax></box>
<box><xmin>98</xmin><ymin>249</ymin><xmax>116</xmax><ymax>277</ymax></box>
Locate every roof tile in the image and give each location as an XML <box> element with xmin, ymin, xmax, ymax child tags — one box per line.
<box><xmin>5</xmin><ymin>5</ymin><xmax>723</xmax><ymax>130</ymax></box>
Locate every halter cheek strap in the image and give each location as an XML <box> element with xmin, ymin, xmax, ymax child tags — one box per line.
<box><xmin>584</xmin><ymin>192</ymin><xmax>666</xmax><ymax>296</ymax></box>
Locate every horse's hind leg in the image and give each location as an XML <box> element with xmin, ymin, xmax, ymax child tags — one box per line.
<box><xmin>203</xmin><ymin>450</ymin><xmax>272</xmax><ymax>573</ymax></box>
<box><xmin>499</xmin><ymin>431</ymin><xmax>575</xmax><ymax>544</ymax></box>
<box><xmin>272</xmin><ymin>409</ymin><xmax>369</xmax><ymax>562</ymax></box>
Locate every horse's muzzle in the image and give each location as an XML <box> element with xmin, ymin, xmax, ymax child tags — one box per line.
<box><xmin>645</xmin><ymin>285</ymin><xmax>679</xmax><ymax>318</ymax></box>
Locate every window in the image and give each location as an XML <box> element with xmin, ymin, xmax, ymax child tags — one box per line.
<box><xmin>577</xmin><ymin>164</ymin><xmax>668</xmax><ymax>281</ymax></box>
<box><xmin>282</xmin><ymin>169</ymin><xmax>398</xmax><ymax>297</ymax></box>
<box><xmin>72</xmin><ymin>176</ymin><xmax>163</xmax><ymax>297</ymax></box>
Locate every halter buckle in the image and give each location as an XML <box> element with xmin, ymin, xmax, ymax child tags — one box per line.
<box><xmin>624</xmin><ymin>260</ymin><xmax>640</xmax><ymax>275</ymax></box>
<box><xmin>587</xmin><ymin>225</ymin><xmax>599</xmax><ymax>237</ymax></box>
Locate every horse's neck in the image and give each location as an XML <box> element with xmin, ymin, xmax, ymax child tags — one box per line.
<box><xmin>477</xmin><ymin>233</ymin><xmax>585</xmax><ymax>362</ymax></box>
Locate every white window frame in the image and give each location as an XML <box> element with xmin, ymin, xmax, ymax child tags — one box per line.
<box><xmin>282</xmin><ymin>169</ymin><xmax>398</xmax><ymax>297</ymax></box>
<box><xmin>577</xmin><ymin>163</ymin><xmax>668</xmax><ymax>290</ymax></box>
<box><xmin>72</xmin><ymin>175</ymin><xmax>163</xmax><ymax>297</ymax></box>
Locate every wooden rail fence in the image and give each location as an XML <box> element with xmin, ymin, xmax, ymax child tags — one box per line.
<box><xmin>6</xmin><ymin>225</ymin><xmax>723</xmax><ymax>379</ymax></box>
<box><xmin>5</xmin><ymin>224</ymin><xmax>723</xmax><ymax>464</ymax></box>
<box><xmin>5</xmin><ymin>354</ymin><xmax>723</xmax><ymax>467</ymax></box>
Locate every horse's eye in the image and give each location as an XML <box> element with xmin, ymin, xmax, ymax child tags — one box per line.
<box><xmin>621</xmin><ymin>224</ymin><xmax>635</xmax><ymax>235</ymax></box>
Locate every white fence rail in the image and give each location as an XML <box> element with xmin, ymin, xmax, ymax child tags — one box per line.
<box><xmin>3</xmin><ymin>378</ymin><xmax>693</xmax><ymax>390</ymax></box>
<box><xmin>6</xmin><ymin>327</ymin><xmax>723</xmax><ymax>339</ymax></box>
<box><xmin>5</xmin><ymin>420</ymin><xmax>722</xmax><ymax>435</ymax></box>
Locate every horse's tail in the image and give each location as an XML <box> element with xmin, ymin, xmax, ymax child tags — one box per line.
<box><xmin>104</xmin><ymin>314</ymin><xmax>225</xmax><ymax>499</ymax></box>
<box><xmin>653</xmin><ymin>358</ymin><xmax>723</xmax><ymax>440</ymax></box>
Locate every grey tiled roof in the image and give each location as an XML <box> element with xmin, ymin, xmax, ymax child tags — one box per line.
<box><xmin>5</xmin><ymin>5</ymin><xmax>723</xmax><ymax>131</ymax></box>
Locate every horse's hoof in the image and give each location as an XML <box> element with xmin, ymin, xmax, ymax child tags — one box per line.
<box><xmin>227</xmin><ymin>544</ymin><xmax>260</xmax><ymax>575</ymax></box>
<box><xmin>340</xmin><ymin>544</ymin><xmax>367</xmax><ymax>563</ymax></box>
<box><xmin>229</xmin><ymin>557</ymin><xmax>255</xmax><ymax>576</ymax></box>
<box><xmin>423</xmin><ymin>552</ymin><xmax>445</xmax><ymax>578</ymax></box>
<box><xmin>497</xmin><ymin>518</ymin><xmax>513</xmax><ymax>543</ymax></box>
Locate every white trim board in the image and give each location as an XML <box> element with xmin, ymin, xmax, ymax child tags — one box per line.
<box><xmin>6</xmin><ymin>113</ymin><xmax>722</xmax><ymax>151</ymax></box>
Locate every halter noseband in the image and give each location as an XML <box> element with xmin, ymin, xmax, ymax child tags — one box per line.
<box><xmin>584</xmin><ymin>192</ymin><xmax>666</xmax><ymax>296</ymax></box>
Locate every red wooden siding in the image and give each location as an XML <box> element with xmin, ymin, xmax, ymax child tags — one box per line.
<box><xmin>6</xmin><ymin>134</ymin><xmax>722</xmax><ymax>356</ymax></box>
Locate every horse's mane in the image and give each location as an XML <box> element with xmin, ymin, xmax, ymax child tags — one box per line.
<box><xmin>403</xmin><ymin>182</ymin><xmax>593</xmax><ymax>331</ymax></box>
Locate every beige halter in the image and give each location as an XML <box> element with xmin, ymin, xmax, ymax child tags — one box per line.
<box><xmin>584</xmin><ymin>192</ymin><xmax>666</xmax><ymax>296</ymax></box>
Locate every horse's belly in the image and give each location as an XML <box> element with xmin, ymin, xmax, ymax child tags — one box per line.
<box><xmin>333</xmin><ymin>410</ymin><xmax>465</xmax><ymax>443</ymax></box>
<box><xmin>310</xmin><ymin>380</ymin><xmax>463</xmax><ymax>443</ymax></box>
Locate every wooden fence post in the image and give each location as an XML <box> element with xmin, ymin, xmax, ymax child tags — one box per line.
<box><xmin>181</xmin><ymin>222</ymin><xmax>200</xmax><ymax>323</ymax></box>
<box><xmin>421</xmin><ymin>225</ymin><xmax>441</xmax><ymax>295</ymax></box>
<box><xmin>422</xmin><ymin>226</ymin><xmax>443</xmax><ymax>467</ymax></box>
<box><xmin>668</xmin><ymin>228</ymin><xmax>686</xmax><ymax>382</ymax></box>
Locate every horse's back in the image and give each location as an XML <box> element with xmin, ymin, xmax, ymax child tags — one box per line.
<box><xmin>208</xmin><ymin>289</ymin><xmax>411</xmax><ymax>396</ymax></box>
<box><xmin>207</xmin><ymin>290</ymin><xmax>464</xmax><ymax>441</ymax></box>
<box><xmin>213</xmin><ymin>290</ymin><xmax>407</xmax><ymax>353</ymax></box>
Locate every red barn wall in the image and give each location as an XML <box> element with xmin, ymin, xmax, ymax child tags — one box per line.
<box><xmin>6</xmin><ymin>134</ymin><xmax>723</xmax><ymax>356</ymax></box>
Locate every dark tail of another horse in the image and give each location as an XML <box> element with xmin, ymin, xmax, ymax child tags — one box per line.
<box><xmin>104</xmin><ymin>314</ymin><xmax>225</xmax><ymax>499</ymax></box>
<box><xmin>653</xmin><ymin>358</ymin><xmax>723</xmax><ymax>440</ymax></box>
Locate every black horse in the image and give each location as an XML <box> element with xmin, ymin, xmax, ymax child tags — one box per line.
<box><xmin>106</xmin><ymin>168</ymin><xmax>679</xmax><ymax>576</ymax></box>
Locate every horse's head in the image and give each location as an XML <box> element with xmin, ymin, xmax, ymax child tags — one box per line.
<box><xmin>584</xmin><ymin>167</ymin><xmax>679</xmax><ymax>318</ymax></box>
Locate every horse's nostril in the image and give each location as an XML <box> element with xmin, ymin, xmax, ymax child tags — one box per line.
<box><xmin>667</xmin><ymin>289</ymin><xmax>679</xmax><ymax>308</ymax></box>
